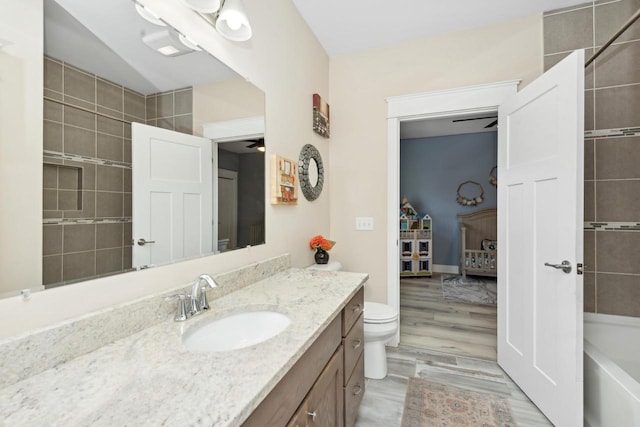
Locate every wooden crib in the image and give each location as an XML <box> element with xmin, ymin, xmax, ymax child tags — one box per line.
<box><xmin>458</xmin><ymin>208</ymin><xmax>497</xmax><ymax>279</ymax></box>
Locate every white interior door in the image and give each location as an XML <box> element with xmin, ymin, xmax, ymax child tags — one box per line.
<box><xmin>498</xmin><ymin>50</ymin><xmax>584</xmax><ymax>426</ymax></box>
<box><xmin>132</xmin><ymin>123</ymin><xmax>212</xmax><ymax>269</ymax></box>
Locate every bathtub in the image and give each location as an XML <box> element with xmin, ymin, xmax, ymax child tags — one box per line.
<box><xmin>584</xmin><ymin>313</ymin><xmax>640</xmax><ymax>427</ymax></box>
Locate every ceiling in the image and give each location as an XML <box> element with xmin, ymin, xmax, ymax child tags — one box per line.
<box><xmin>292</xmin><ymin>0</ymin><xmax>589</xmax><ymax>57</ymax></box>
<box><xmin>291</xmin><ymin>0</ymin><xmax>587</xmax><ymax>138</ymax></box>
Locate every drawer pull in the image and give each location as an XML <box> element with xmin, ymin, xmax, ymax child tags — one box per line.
<box><xmin>352</xmin><ymin>339</ymin><xmax>362</xmax><ymax>349</ymax></box>
<box><xmin>353</xmin><ymin>385</ymin><xmax>362</xmax><ymax>396</ymax></box>
<box><xmin>352</xmin><ymin>303</ymin><xmax>363</xmax><ymax>313</ymax></box>
<box><xmin>307</xmin><ymin>411</ymin><xmax>317</xmax><ymax>421</ymax></box>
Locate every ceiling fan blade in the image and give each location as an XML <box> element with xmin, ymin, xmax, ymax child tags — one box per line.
<box><xmin>452</xmin><ymin>115</ymin><xmax>497</xmax><ymax>123</ymax></box>
<box><xmin>246</xmin><ymin>142</ymin><xmax>259</xmax><ymax>148</ymax></box>
<box><xmin>246</xmin><ymin>138</ymin><xmax>265</xmax><ymax>149</ymax></box>
<box><xmin>485</xmin><ymin>120</ymin><xmax>498</xmax><ymax>128</ymax></box>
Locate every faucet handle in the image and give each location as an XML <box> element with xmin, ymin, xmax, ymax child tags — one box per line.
<box><xmin>164</xmin><ymin>294</ymin><xmax>189</xmax><ymax>321</ymax></box>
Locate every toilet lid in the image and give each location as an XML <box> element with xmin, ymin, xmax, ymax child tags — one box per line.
<box><xmin>364</xmin><ymin>302</ymin><xmax>398</xmax><ymax>323</ymax></box>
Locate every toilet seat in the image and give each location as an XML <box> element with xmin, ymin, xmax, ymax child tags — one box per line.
<box><xmin>364</xmin><ymin>302</ymin><xmax>397</xmax><ymax>324</ymax></box>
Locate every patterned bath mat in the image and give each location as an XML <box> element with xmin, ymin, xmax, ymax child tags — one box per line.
<box><xmin>401</xmin><ymin>377</ymin><xmax>515</xmax><ymax>427</ymax></box>
<box><xmin>441</xmin><ymin>275</ymin><xmax>497</xmax><ymax>305</ymax></box>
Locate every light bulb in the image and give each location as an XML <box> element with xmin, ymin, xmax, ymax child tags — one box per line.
<box><xmin>226</xmin><ymin>15</ymin><xmax>242</xmax><ymax>31</ymax></box>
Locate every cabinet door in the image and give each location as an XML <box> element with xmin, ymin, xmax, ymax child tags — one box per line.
<box><xmin>307</xmin><ymin>346</ymin><xmax>344</xmax><ymax>427</ymax></box>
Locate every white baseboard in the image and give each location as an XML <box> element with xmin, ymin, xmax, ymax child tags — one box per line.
<box><xmin>433</xmin><ymin>264</ymin><xmax>459</xmax><ymax>274</ymax></box>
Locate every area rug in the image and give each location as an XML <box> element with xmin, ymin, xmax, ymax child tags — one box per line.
<box><xmin>441</xmin><ymin>275</ymin><xmax>497</xmax><ymax>305</ymax></box>
<box><xmin>401</xmin><ymin>377</ymin><xmax>515</xmax><ymax>427</ymax></box>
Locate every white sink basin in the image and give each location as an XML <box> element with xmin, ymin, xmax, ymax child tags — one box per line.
<box><xmin>182</xmin><ymin>311</ymin><xmax>291</xmax><ymax>352</ymax></box>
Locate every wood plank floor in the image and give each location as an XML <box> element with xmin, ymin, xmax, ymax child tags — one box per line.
<box><xmin>400</xmin><ymin>274</ymin><xmax>497</xmax><ymax>360</ymax></box>
<box><xmin>354</xmin><ymin>274</ymin><xmax>552</xmax><ymax>426</ymax></box>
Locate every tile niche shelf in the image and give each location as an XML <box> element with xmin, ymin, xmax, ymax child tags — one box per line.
<box><xmin>399</xmin><ymin>213</ymin><xmax>432</xmax><ymax>277</ymax></box>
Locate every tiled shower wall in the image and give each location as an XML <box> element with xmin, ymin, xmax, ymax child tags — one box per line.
<box><xmin>42</xmin><ymin>56</ymin><xmax>193</xmax><ymax>286</ymax></box>
<box><xmin>544</xmin><ymin>0</ymin><xmax>640</xmax><ymax>317</ymax></box>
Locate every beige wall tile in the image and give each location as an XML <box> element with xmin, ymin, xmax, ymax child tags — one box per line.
<box><xmin>594</xmin><ymin>40</ymin><xmax>640</xmax><ymax>88</ymax></box>
<box><xmin>174</xmin><ymin>89</ymin><xmax>193</xmax><ymax>115</ymax></box>
<box><xmin>96</xmin><ymin>223</ymin><xmax>123</xmax><ymax>249</ymax></box>
<box><xmin>97</xmin><ymin>133</ymin><xmax>124</xmax><ymax>162</ymax></box>
<box><xmin>96</xmin><ymin>192</ymin><xmax>123</xmax><ymax>218</ymax></box>
<box><xmin>64</xmin><ymin>106</ymin><xmax>95</xmax><ymax>131</ymax></box>
<box><xmin>43</xmin><ymin>164</ymin><xmax>58</xmax><ymax>189</ymax></box>
<box><xmin>44</xmin><ymin>99</ymin><xmax>63</xmax><ymax>122</ymax></box>
<box><xmin>584</xmin><ymin>90</ymin><xmax>594</xmax><ymax>131</ymax></box>
<box><xmin>596</xmin><ymin>272</ymin><xmax>640</xmax><ymax>316</ymax></box>
<box><xmin>124</xmin><ymin>90</ymin><xmax>146</xmax><ymax>121</ymax></box>
<box><xmin>43</xmin><ymin>189</ymin><xmax>57</xmax><ymax>211</ymax></box>
<box><xmin>584</xmin><ymin>230</ymin><xmax>596</xmax><ymax>272</ymax></box>
<box><xmin>96</xmin><ymin>165</ymin><xmax>123</xmax><ymax>192</ymax></box>
<box><xmin>64</xmin><ymin>191</ymin><xmax>96</xmax><ymax>219</ymax></box>
<box><xmin>58</xmin><ymin>189</ymin><xmax>80</xmax><ymax>211</ymax></box>
<box><xmin>584</xmin><ymin>272</ymin><xmax>596</xmax><ymax>313</ymax></box>
<box><xmin>63</xmin><ymin>125</ymin><xmax>95</xmax><ymax>157</ymax></box>
<box><xmin>62</xmin><ymin>251</ymin><xmax>96</xmax><ymax>282</ymax></box>
<box><xmin>595</xmin><ymin>180</ymin><xmax>640</xmax><ymax>221</ymax></box>
<box><xmin>584</xmin><ymin>139</ymin><xmax>595</xmax><ymax>180</ymax></box>
<box><xmin>96</xmin><ymin>248</ymin><xmax>124</xmax><ymax>275</ymax></box>
<box><xmin>595</xmin><ymin>136</ymin><xmax>640</xmax><ymax>179</ymax></box>
<box><xmin>146</xmin><ymin>95</ymin><xmax>157</xmax><ymax>120</ymax></box>
<box><xmin>44</xmin><ymin>57</ymin><xmax>63</xmax><ymax>92</ymax></box>
<box><xmin>175</xmin><ymin>114</ymin><xmax>193</xmax><ymax>134</ymax></box>
<box><xmin>595</xmin><ymin>84</ymin><xmax>640</xmax><ymax>130</ymax></box>
<box><xmin>584</xmin><ymin>180</ymin><xmax>595</xmax><ymax>222</ymax></box>
<box><xmin>64</xmin><ymin>65</ymin><xmax>96</xmax><ymax>103</ymax></box>
<box><xmin>43</xmin><ymin>121</ymin><xmax>63</xmax><ymax>152</ymax></box>
<box><xmin>157</xmin><ymin>93</ymin><xmax>174</xmax><ymax>118</ymax></box>
<box><xmin>595</xmin><ymin>0</ymin><xmax>640</xmax><ymax>45</ymax></box>
<box><xmin>42</xmin><ymin>255</ymin><xmax>62</xmax><ymax>286</ymax></box>
<box><xmin>63</xmin><ymin>224</ymin><xmax>96</xmax><ymax>252</ymax></box>
<box><xmin>543</xmin><ymin>6</ymin><xmax>593</xmax><ymax>54</ymax></box>
<box><xmin>97</xmin><ymin>116</ymin><xmax>124</xmax><ymax>137</ymax></box>
<box><xmin>97</xmin><ymin>79</ymin><xmax>124</xmax><ymax>112</ymax></box>
<box><xmin>596</xmin><ymin>231</ymin><xmax>640</xmax><ymax>274</ymax></box>
<box><xmin>43</xmin><ymin>225</ymin><xmax>63</xmax><ymax>256</ymax></box>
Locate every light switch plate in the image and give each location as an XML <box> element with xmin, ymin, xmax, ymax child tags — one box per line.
<box><xmin>355</xmin><ymin>217</ymin><xmax>374</xmax><ymax>230</ymax></box>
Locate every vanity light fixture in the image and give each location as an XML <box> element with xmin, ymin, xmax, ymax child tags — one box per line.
<box><xmin>214</xmin><ymin>0</ymin><xmax>252</xmax><ymax>42</ymax></box>
<box><xmin>185</xmin><ymin>0</ymin><xmax>253</xmax><ymax>42</ymax></box>
<box><xmin>134</xmin><ymin>3</ymin><xmax>166</xmax><ymax>26</ymax></box>
<box><xmin>180</xmin><ymin>0</ymin><xmax>222</xmax><ymax>14</ymax></box>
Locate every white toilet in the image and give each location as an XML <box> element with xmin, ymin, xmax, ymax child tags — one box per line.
<box><xmin>306</xmin><ymin>260</ymin><xmax>399</xmax><ymax>380</ymax></box>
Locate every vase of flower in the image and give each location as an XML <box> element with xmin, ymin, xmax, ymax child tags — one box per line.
<box><xmin>309</xmin><ymin>234</ymin><xmax>336</xmax><ymax>265</ymax></box>
<box><xmin>314</xmin><ymin>248</ymin><xmax>330</xmax><ymax>264</ymax></box>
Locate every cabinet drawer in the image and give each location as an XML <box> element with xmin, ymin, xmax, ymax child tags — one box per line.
<box><xmin>342</xmin><ymin>313</ymin><xmax>363</xmax><ymax>385</ymax></box>
<box><xmin>342</xmin><ymin>287</ymin><xmax>364</xmax><ymax>336</ymax></box>
<box><xmin>344</xmin><ymin>353</ymin><xmax>365</xmax><ymax>427</ymax></box>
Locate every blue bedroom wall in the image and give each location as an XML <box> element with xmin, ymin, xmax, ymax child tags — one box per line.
<box><xmin>400</xmin><ymin>132</ymin><xmax>497</xmax><ymax>267</ymax></box>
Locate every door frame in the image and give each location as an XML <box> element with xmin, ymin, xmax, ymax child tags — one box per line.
<box><xmin>218</xmin><ymin>168</ymin><xmax>238</xmax><ymax>250</ymax></box>
<box><xmin>385</xmin><ymin>80</ymin><xmax>520</xmax><ymax>346</ymax></box>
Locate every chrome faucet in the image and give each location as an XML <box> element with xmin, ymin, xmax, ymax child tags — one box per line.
<box><xmin>189</xmin><ymin>274</ymin><xmax>218</xmax><ymax>315</ymax></box>
<box><xmin>165</xmin><ymin>274</ymin><xmax>218</xmax><ymax>321</ymax></box>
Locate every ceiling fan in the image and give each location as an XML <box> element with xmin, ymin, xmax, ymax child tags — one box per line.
<box><xmin>452</xmin><ymin>115</ymin><xmax>498</xmax><ymax>128</ymax></box>
<box><xmin>246</xmin><ymin>138</ymin><xmax>265</xmax><ymax>152</ymax></box>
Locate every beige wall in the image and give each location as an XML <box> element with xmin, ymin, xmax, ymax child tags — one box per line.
<box><xmin>328</xmin><ymin>14</ymin><xmax>544</xmax><ymax>303</ymax></box>
<box><xmin>193</xmin><ymin>78</ymin><xmax>265</xmax><ymax>136</ymax></box>
<box><xmin>0</xmin><ymin>0</ymin><xmax>330</xmax><ymax>337</ymax></box>
<box><xmin>0</xmin><ymin>0</ymin><xmax>43</xmax><ymax>296</ymax></box>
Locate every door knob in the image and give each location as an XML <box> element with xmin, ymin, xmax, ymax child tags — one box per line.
<box><xmin>137</xmin><ymin>238</ymin><xmax>156</xmax><ymax>246</ymax></box>
<box><xmin>544</xmin><ymin>260</ymin><xmax>572</xmax><ymax>274</ymax></box>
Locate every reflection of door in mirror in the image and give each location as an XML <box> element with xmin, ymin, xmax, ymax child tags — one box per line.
<box><xmin>132</xmin><ymin>124</ymin><xmax>213</xmax><ymax>269</ymax></box>
<box><xmin>308</xmin><ymin>158</ymin><xmax>319</xmax><ymax>187</ymax></box>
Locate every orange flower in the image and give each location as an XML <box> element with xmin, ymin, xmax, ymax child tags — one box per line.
<box><xmin>309</xmin><ymin>235</ymin><xmax>336</xmax><ymax>251</ymax></box>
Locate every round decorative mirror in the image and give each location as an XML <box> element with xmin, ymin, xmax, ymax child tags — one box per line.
<box><xmin>299</xmin><ymin>144</ymin><xmax>324</xmax><ymax>201</ymax></box>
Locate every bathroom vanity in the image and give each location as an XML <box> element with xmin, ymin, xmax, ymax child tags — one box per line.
<box><xmin>0</xmin><ymin>258</ymin><xmax>368</xmax><ymax>426</ymax></box>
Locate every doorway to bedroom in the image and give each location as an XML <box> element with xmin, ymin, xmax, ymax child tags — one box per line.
<box><xmin>398</xmin><ymin>112</ymin><xmax>498</xmax><ymax>361</ymax></box>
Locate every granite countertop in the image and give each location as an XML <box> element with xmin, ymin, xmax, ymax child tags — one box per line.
<box><xmin>0</xmin><ymin>268</ymin><xmax>368</xmax><ymax>427</ymax></box>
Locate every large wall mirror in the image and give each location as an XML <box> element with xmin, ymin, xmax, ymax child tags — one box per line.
<box><xmin>3</xmin><ymin>0</ymin><xmax>265</xmax><ymax>297</ymax></box>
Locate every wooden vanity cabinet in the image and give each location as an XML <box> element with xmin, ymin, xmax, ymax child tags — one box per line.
<box><xmin>242</xmin><ymin>286</ymin><xmax>365</xmax><ymax>427</ymax></box>
<box><xmin>287</xmin><ymin>346</ymin><xmax>344</xmax><ymax>427</ymax></box>
<box><xmin>341</xmin><ymin>288</ymin><xmax>365</xmax><ymax>427</ymax></box>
